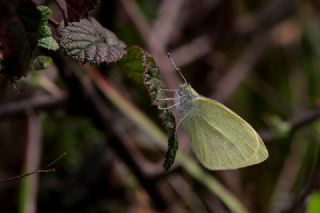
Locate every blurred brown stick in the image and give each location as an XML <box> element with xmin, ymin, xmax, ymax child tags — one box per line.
<box><xmin>0</xmin><ymin>94</ymin><xmax>68</xmax><ymax>119</ymax></box>
<box><xmin>260</xmin><ymin>107</ymin><xmax>320</xmax><ymax>142</ymax></box>
<box><xmin>211</xmin><ymin>32</ymin><xmax>272</xmax><ymax>102</ymax></box>
<box><xmin>119</xmin><ymin>0</ymin><xmax>180</xmax><ymax>89</ymax></box>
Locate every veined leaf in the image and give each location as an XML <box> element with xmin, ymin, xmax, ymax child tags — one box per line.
<box><xmin>58</xmin><ymin>18</ymin><xmax>126</xmax><ymax>64</ymax></box>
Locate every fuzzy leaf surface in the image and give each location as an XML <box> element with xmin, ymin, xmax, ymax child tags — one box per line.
<box><xmin>142</xmin><ymin>50</ymin><xmax>178</xmax><ymax>170</ymax></box>
<box><xmin>58</xmin><ymin>18</ymin><xmax>126</xmax><ymax>64</ymax></box>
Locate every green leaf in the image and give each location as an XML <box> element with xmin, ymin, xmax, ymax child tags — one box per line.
<box><xmin>38</xmin><ymin>37</ymin><xmax>59</xmax><ymax>51</ymax></box>
<box><xmin>37</xmin><ymin>5</ymin><xmax>51</xmax><ymax>24</ymax></box>
<box><xmin>37</xmin><ymin>6</ymin><xmax>59</xmax><ymax>51</ymax></box>
<box><xmin>118</xmin><ymin>45</ymin><xmax>178</xmax><ymax>170</ymax></box>
<box><xmin>58</xmin><ymin>17</ymin><xmax>126</xmax><ymax>64</ymax></box>
<box><xmin>307</xmin><ymin>191</ymin><xmax>320</xmax><ymax>213</ymax></box>
<box><xmin>142</xmin><ymin>50</ymin><xmax>178</xmax><ymax>170</ymax></box>
<box><xmin>31</xmin><ymin>55</ymin><xmax>53</xmax><ymax>71</ymax></box>
<box><xmin>118</xmin><ymin>46</ymin><xmax>145</xmax><ymax>85</ymax></box>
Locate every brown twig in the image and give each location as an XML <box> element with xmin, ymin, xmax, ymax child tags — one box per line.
<box><xmin>48</xmin><ymin>18</ymin><xmax>59</xmax><ymax>28</ymax></box>
<box><xmin>210</xmin><ymin>32</ymin><xmax>272</xmax><ymax>102</ymax></box>
<box><xmin>267</xmin><ymin>135</ymin><xmax>308</xmax><ymax>213</ymax></box>
<box><xmin>260</xmin><ymin>107</ymin><xmax>320</xmax><ymax>142</ymax></box>
<box><xmin>234</xmin><ymin>0</ymin><xmax>297</xmax><ymax>37</ymax></box>
<box><xmin>151</xmin><ymin>0</ymin><xmax>185</xmax><ymax>46</ymax></box>
<box><xmin>119</xmin><ymin>0</ymin><xmax>180</xmax><ymax>90</ymax></box>
<box><xmin>18</xmin><ymin>110</ymin><xmax>42</xmax><ymax>213</ymax></box>
<box><xmin>168</xmin><ymin>174</ymin><xmax>208</xmax><ymax>213</ymax></box>
<box><xmin>0</xmin><ymin>94</ymin><xmax>68</xmax><ymax>119</ymax></box>
<box><xmin>54</xmin><ymin>0</ymin><xmax>68</xmax><ymax>23</ymax></box>
<box><xmin>282</xmin><ymin>141</ymin><xmax>319</xmax><ymax>213</ymax></box>
<box><xmin>243</xmin><ymin>72</ymin><xmax>292</xmax><ymax>117</ymax></box>
<box><xmin>170</xmin><ymin>34</ymin><xmax>212</xmax><ymax>68</ymax></box>
<box><xmin>0</xmin><ymin>153</ymin><xmax>66</xmax><ymax>183</ymax></box>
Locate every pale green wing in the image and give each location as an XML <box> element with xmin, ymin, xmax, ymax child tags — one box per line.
<box><xmin>181</xmin><ymin>97</ymin><xmax>268</xmax><ymax>170</ymax></box>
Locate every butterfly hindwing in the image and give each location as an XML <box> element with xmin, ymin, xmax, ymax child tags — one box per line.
<box><xmin>181</xmin><ymin>97</ymin><xmax>268</xmax><ymax>170</ymax></box>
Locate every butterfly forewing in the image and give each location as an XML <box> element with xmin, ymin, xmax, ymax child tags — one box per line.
<box><xmin>181</xmin><ymin>97</ymin><xmax>268</xmax><ymax>170</ymax></box>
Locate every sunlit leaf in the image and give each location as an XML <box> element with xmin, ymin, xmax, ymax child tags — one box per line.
<box><xmin>58</xmin><ymin>17</ymin><xmax>126</xmax><ymax>64</ymax></box>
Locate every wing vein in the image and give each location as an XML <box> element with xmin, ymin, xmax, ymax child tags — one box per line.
<box><xmin>199</xmin><ymin>116</ymin><xmax>248</xmax><ymax>162</ymax></box>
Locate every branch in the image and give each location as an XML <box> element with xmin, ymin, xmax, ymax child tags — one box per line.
<box><xmin>170</xmin><ymin>34</ymin><xmax>212</xmax><ymax>67</ymax></box>
<box><xmin>289</xmin><ymin>108</ymin><xmax>320</xmax><ymax>131</ymax></box>
<box><xmin>119</xmin><ymin>0</ymin><xmax>180</xmax><ymax>90</ymax></box>
<box><xmin>18</xmin><ymin>110</ymin><xmax>42</xmax><ymax>212</ymax></box>
<box><xmin>0</xmin><ymin>153</ymin><xmax>66</xmax><ymax>183</ymax></box>
<box><xmin>234</xmin><ymin>0</ymin><xmax>297</xmax><ymax>37</ymax></box>
<box><xmin>151</xmin><ymin>0</ymin><xmax>185</xmax><ymax>46</ymax></box>
<box><xmin>0</xmin><ymin>94</ymin><xmax>69</xmax><ymax>119</ymax></box>
<box><xmin>260</xmin><ymin>107</ymin><xmax>320</xmax><ymax>142</ymax></box>
<box><xmin>210</xmin><ymin>32</ymin><xmax>272</xmax><ymax>102</ymax></box>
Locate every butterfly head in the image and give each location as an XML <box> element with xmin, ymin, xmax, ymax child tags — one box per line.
<box><xmin>175</xmin><ymin>83</ymin><xmax>199</xmax><ymax>116</ymax></box>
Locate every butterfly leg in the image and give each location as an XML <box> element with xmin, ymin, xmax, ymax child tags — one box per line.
<box><xmin>158</xmin><ymin>88</ymin><xmax>177</xmax><ymax>92</ymax></box>
<box><xmin>155</xmin><ymin>98</ymin><xmax>175</xmax><ymax>101</ymax></box>
<box><xmin>158</xmin><ymin>103</ymin><xmax>179</xmax><ymax>110</ymax></box>
<box><xmin>176</xmin><ymin>110</ymin><xmax>192</xmax><ymax>129</ymax></box>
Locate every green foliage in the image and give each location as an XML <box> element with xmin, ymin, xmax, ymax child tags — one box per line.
<box><xmin>58</xmin><ymin>17</ymin><xmax>126</xmax><ymax>64</ymax></box>
<box><xmin>38</xmin><ymin>5</ymin><xmax>51</xmax><ymax>23</ymax></box>
<box><xmin>118</xmin><ymin>45</ymin><xmax>178</xmax><ymax>170</ymax></box>
<box><xmin>142</xmin><ymin>51</ymin><xmax>178</xmax><ymax>170</ymax></box>
<box><xmin>307</xmin><ymin>192</ymin><xmax>320</xmax><ymax>213</ymax></box>
<box><xmin>118</xmin><ymin>46</ymin><xmax>145</xmax><ymax>84</ymax></box>
<box><xmin>31</xmin><ymin>55</ymin><xmax>53</xmax><ymax>71</ymax></box>
<box><xmin>37</xmin><ymin>6</ymin><xmax>59</xmax><ymax>50</ymax></box>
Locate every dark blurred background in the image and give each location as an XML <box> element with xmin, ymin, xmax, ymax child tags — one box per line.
<box><xmin>1</xmin><ymin>0</ymin><xmax>320</xmax><ymax>212</ymax></box>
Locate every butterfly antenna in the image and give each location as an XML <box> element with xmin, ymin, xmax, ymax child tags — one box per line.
<box><xmin>167</xmin><ymin>53</ymin><xmax>187</xmax><ymax>83</ymax></box>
